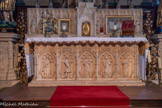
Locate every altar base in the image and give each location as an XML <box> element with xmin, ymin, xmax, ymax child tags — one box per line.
<box><xmin>28</xmin><ymin>80</ymin><xmax>145</xmax><ymax>87</ymax></box>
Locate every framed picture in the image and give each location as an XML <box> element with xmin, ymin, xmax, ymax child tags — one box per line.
<box><xmin>58</xmin><ymin>19</ymin><xmax>71</xmax><ymax>33</ymax></box>
<box><xmin>82</xmin><ymin>21</ymin><xmax>90</xmax><ymax>37</ymax></box>
<box><xmin>106</xmin><ymin>16</ymin><xmax>133</xmax><ymax>34</ymax></box>
<box><xmin>43</xmin><ymin>18</ymin><xmax>57</xmax><ymax>34</ymax></box>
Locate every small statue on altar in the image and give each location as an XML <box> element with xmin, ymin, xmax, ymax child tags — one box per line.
<box><xmin>157</xmin><ymin>0</ymin><xmax>162</xmax><ymax>27</ymax></box>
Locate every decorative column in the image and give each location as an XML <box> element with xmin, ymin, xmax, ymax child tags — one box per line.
<box><xmin>95</xmin><ymin>44</ymin><xmax>99</xmax><ymax>80</ymax></box>
<box><xmin>56</xmin><ymin>44</ymin><xmax>59</xmax><ymax>80</ymax></box>
<box><xmin>115</xmin><ymin>44</ymin><xmax>119</xmax><ymax>79</ymax></box>
<box><xmin>151</xmin><ymin>34</ymin><xmax>162</xmax><ymax>84</ymax></box>
<box><xmin>135</xmin><ymin>45</ymin><xmax>139</xmax><ymax>79</ymax></box>
<box><xmin>7</xmin><ymin>41</ymin><xmax>15</xmax><ymax>80</ymax></box>
<box><xmin>34</xmin><ymin>46</ymin><xmax>38</xmax><ymax>80</ymax></box>
<box><xmin>76</xmin><ymin>46</ymin><xmax>79</xmax><ymax>80</ymax></box>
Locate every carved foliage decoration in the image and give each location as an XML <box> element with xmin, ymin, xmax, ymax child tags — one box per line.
<box><xmin>99</xmin><ymin>52</ymin><xmax>114</xmax><ymax>78</ymax></box>
<box><xmin>59</xmin><ymin>52</ymin><xmax>76</xmax><ymax>80</ymax></box>
<box><xmin>79</xmin><ymin>52</ymin><xmax>96</xmax><ymax>79</ymax></box>
<box><xmin>39</xmin><ymin>52</ymin><xmax>56</xmax><ymax>79</ymax></box>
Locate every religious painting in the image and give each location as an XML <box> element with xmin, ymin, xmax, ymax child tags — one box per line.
<box><xmin>58</xmin><ymin>19</ymin><xmax>71</xmax><ymax>33</ymax></box>
<box><xmin>43</xmin><ymin>18</ymin><xmax>57</xmax><ymax>36</ymax></box>
<box><xmin>82</xmin><ymin>21</ymin><xmax>90</xmax><ymax>37</ymax></box>
<box><xmin>106</xmin><ymin>16</ymin><xmax>133</xmax><ymax>34</ymax></box>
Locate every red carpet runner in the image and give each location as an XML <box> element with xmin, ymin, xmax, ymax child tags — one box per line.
<box><xmin>50</xmin><ymin>86</ymin><xmax>130</xmax><ymax>108</ymax></box>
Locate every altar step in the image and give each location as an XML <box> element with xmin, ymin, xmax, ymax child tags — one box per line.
<box><xmin>28</xmin><ymin>80</ymin><xmax>145</xmax><ymax>87</ymax></box>
<box><xmin>0</xmin><ymin>80</ymin><xmax>20</xmax><ymax>89</ymax></box>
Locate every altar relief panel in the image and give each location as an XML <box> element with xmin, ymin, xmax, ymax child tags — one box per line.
<box><xmin>35</xmin><ymin>45</ymin><xmax>56</xmax><ymax>80</ymax></box>
<box><xmin>31</xmin><ymin>42</ymin><xmax>140</xmax><ymax>81</ymax></box>
<box><xmin>58</xmin><ymin>45</ymin><xmax>76</xmax><ymax>80</ymax></box>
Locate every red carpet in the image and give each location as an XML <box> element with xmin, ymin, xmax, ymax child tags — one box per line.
<box><xmin>50</xmin><ymin>86</ymin><xmax>130</xmax><ymax>108</ymax></box>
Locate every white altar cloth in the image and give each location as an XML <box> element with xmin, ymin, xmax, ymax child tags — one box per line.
<box><xmin>26</xmin><ymin>37</ymin><xmax>148</xmax><ymax>43</ymax></box>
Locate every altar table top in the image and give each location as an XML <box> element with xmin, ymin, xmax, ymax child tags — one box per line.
<box><xmin>26</xmin><ymin>37</ymin><xmax>148</xmax><ymax>44</ymax></box>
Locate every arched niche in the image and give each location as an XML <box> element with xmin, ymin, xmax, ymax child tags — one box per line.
<box><xmin>99</xmin><ymin>52</ymin><xmax>114</xmax><ymax>78</ymax></box>
<box><xmin>79</xmin><ymin>52</ymin><xmax>96</xmax><ymax>79</ymax></box>
<box><xmin>38</xmin><ymin>52</ymin><xmax>56</xmax><ymax>80</ymax></box>
<box><xmin>59</xmin><ymin>52</ymin><xmax>76</xmax><ymax>80</ymax></box>
<box><xmin>119</xmin><ymin>52</ymin><xmax>135</xmax><ymax>79</ymax></box>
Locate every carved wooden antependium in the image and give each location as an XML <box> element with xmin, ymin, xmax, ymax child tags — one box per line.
<box><xmin>82</xmin><ymin>21</ymin><xmax>90</xmax><ymax>36</ymax></box>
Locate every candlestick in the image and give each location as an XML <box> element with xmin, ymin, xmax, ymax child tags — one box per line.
<box><xmin>158</xmin><ymin>57</ymin><xmax>162</xmax><ymax>69</ymax></box>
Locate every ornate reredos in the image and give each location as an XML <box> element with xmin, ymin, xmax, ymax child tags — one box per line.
<box><xmin>27</xmin><ymin>2</ymin><xmax>143</xmax><ymax>37</ymax></box>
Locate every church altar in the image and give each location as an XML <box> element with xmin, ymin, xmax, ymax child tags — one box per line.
<box><xmin>25</xmin><ymin>37</ymin><xmax>148</xmax><ymax>86</ymax></box>
<box><xmin>25</xmin><ymin>2</ymin><xmax>148</xmax><ymax>86</ymax></box>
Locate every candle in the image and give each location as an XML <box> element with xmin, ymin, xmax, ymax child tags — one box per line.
<box><xmin>147</xmin><ymin>50</ymin><xmax>151</xmax><ymax>63</ymax></box>
<box><xmin>63</xmin><ymin>25</ymin><xmax>66</xmax><ymax>30</ymax></box>
<box><xmin>114</xmin><ymin>25</ymin><xmax>117</xmax><ymax>30</ymax></box>
<box><xmin>100</xmin><ymin>27</ymin><xmax>103</xmax><ymax>33</ymax></box>
<box><xmin>158</xmin><ymin>57</ymin><xmax>162</xmax><ymax>69</ymax></box>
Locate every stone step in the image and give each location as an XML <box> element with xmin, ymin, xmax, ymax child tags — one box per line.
<box><xmin>0</xmin><ymin>80</ymin><xmax>20</xmax><ymax>89</ymax></box>
<box><xmin>29</xmin><ymin>80</ymin><xmax>145</xmax><ymax>87</ymax></box>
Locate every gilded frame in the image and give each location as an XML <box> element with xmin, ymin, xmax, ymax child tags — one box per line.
<box><xmin>43</xmin><ymin>18</ymin><xmax>57</xmax><ymax>34</ymax></box>
<box><xmin>58</xmin><ymin>19</ymin><xmax>71</xmax><ymax>34</ymax></box>
<box><xmin>106</xmin><ymin>15</ymin><xmax>133</xmax><ymax>34</ymax></box>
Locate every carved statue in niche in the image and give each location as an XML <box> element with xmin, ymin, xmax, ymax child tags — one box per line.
<box><xmin>103</xmin><ymin>56</ymin><xmax>111</xmax><ymax>78</ymax></box>
<box><xmin>119</xmin><ymin>54</ymin><xmax>133</xmax><ymax>78</ymax></box>
<box><xmin>84</xmin><ymin>56</ymin><xmax>91</xmax><ymax>78</ymax></box>
<box><xmin>79</xmin><ymin>52</ymin><xmax>95</xmax><ymax>78</ymax></box>
<box><xmin>64</xmin><ymin>56</ymin><xmax>71</xmax><ymax>79</ymax></box>
<box><xmin>30</xmin><ymin>19</ymin><xmax>36</xmax><ymax>33</ymax></box>
<box><xmin>39</xmin><ymin>53</ymin><xmax>56</xmax><ymax>79</ymax></box>
<box><xmin>99</xmin><ymin>53</ymin><xmax>113</xmax><ymax>78</ymax></box>
<box><xmin>60</xmin><ymin>53</ymin><xmax>76</xmax><ymax>79</ymax></box>
<box><xmin>41</xmin><ymin>56</ymin><xmax>51</xmax><ymax>79</ymax></box>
